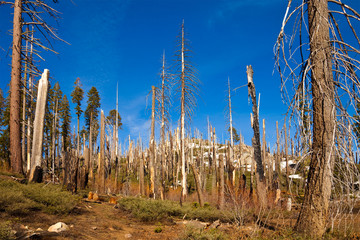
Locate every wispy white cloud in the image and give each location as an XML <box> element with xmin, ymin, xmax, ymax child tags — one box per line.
<box><xmin>208</xmin><ymin>0</ymin><xmax>281</xmax><ymax>28</ymax></box>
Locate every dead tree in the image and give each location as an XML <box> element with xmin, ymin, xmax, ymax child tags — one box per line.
<box><xmin>227</xmin><ymin>78</ymin><xmax>235</xmax><ymax>186</ymax></box>
<box><xmin>98</xmin><ymin>110</ymin><xmax>105</xmax><ymax>194</ymax></box>
<box><xmin>29</xmin><ymin>69</ymin><xmax>49</xmax><ymax>182</ymax></box>
<box><xmin>218</xmin><ymin>154</ymin><xmax>225</xmax><ymax>210</ymax></box>
<box><xmin>174</xmin><ymin>21</ymin><xmax>200</xmax><ymax>202</ymax></box>
<box><xmin>149</xmin><ymin>86</ymin><xmax>156</xmax><ymax>198</ymax></box>
<box><xmin>246</xmin><ymin>65</ymin><xmax>267</xmax><ymax>207</ymax></box>
<box><xmin>275</xmin><ymin>0</ymin><xmax>360</xmax><ymax>236</ymax></box>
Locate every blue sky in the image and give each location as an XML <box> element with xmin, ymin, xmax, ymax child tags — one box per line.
<box><xmin>1</xmin><ymin>0</ymin><xmax>358</xmax><ymax>150</ymax></box>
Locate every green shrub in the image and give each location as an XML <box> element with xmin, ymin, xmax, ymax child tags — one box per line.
<box><xmin>0</xmin><ymin>221</ymin><xmax>15</xmax><ymax>240</ymax></box>
<box><xmin>179</xmin><ymin>226</ymin><xmax>228</xmax><ymax>240</ymax></box>
<box><xmin>0</xmin><ymin>179</ymin><xmax>80</xmax><ymax>216</ymax></box>
<box><xmin>117</xmin><ymin>197</ymin><xmax>231</xmax><ymax>223</ymax></box>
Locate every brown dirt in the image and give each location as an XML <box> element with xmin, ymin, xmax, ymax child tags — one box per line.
<box><xmin>9</xmin><ymin>200</ymin><xmax>186</xmax><ymax>240</ymax></box>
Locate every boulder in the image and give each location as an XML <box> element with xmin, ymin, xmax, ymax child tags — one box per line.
<box><xmin>48</xmin><ymin>222</ymin><xmax>69</xmax><ymax>233</ymax></box>
<box><xmin>93</xmin><ymin>193</ymin><xmax>99</xmax><ymax>201</ymax></box>
<box><xmin>208</xmin><ymin>220</ymin><xmax>220</xmax><ymax>229</ymax></box>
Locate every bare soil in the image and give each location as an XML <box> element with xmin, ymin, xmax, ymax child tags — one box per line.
<box><xmin>10</xmin><ymin>199</ymin><xmax>187</xmax><ymax>240</ymax></box>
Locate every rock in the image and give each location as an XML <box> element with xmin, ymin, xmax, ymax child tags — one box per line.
<box><xmin>93</xmin><ymin>193</ymin><xmax>99</xmax><ymax>201</ymax></box>
<box><xmin>48</xmin><ymin>222</ymin><xmax>69</xmax><ymax>233</ymax></box>
<box><xmin>92</xmin><ymin>226</ymin><xmax>97</xmax><ymax>230</ymax></box>
<box><xmin>109</xmin><ymin>197</ymin><xmax>117</xmax><ymax>204</ymax></box>
<box><xmin>183</xmin><ymin>220</ymin><xmax>207</xmax><ymax>230</ymax></box>
<box><xmin>88</xmin><ymin>191</ymin><xmax>94</xmax><ymax>200</ymax></box>
<box><xmin>208</xmin><ymin>220</ymin><xmax>220</xmax><ymax>229</ymax></box>
<box><xmin>125</xmin><ymin>233</ymin><xmax>132</xmax><ymax>238</ymax></box>
<box><xmin>35</xmin><ymin>228</ymin><xmax>43</xmax><ymax>232</ymax></box>
<box><xmin>70</xmin><ymin>224</ymin><xmax>74</xmax><ymax>228</ymax></box>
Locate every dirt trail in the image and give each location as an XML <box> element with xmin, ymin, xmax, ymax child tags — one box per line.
<box><xmin>18</xmin><ymin>200</ymin><xmax>185</xmax><ymax>240</ymax></box>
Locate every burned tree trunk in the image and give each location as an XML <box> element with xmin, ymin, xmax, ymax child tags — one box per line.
<box><xmin>97</xmin><ymin>110</ymin><xmax>105</xmax><ymax>194</ymax></box>
<box><xmin>149</xmin><ymin>86</ymin><xmax>156</xmax><ymax>198</ymax></box>
<box><xmin>295</xmin><ymin>0</ymin><xmax>335</xmax><ymax>237</ymax></box>
<box><xmin>29</xmin><ymin>70</ymin><xmax>49</xmax><ymax>182</ymax></box>
<box><xmin>247</xmin><ymin>65</ymin><xmax>266</xmax><ymax>207</ymax></box>
<box><xmin>191</xmin><ymin>163</ymin><xmax>204</xmax><ymax>207</ymax></box>
<box><xmin>218</xmin><ymin>154</ymin><xmax>225</xmax><ymax>210</ymax></box>
<box><xmin>9</xmin><ymin>0</ymin><xmax>23</xmax><ymax>175</ymax></box>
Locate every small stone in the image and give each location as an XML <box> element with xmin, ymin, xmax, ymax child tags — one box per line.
<box><xmin>35</xmin><ymin>228</ymin><xmax>43</xmax><ymax>232</ymax></box>
<box><xmin>48</xmin><ymin>222</ymin><xmax>69</xmax><ymax>233</ymax></box>
<box><xmin>208</xmin><ymin>219</ymin><xmax>221</xmax><ymax>229</ymax></box>
<box><xmin>183</xmin><ymin>220</ymin><xmax>207</xmax><ymax>230</ymax></box>
<box><xmin>109</xmin><ymin>197</ymin><xmax>117</xmax><ymax>204</ymax></box>
<box><xmin>93</xmin><ymin>193</ymin><xmax>99</xmax><ymax>201</ymax></box>
<box><xmin>70</xmin><ymin>224</ymin><xmax>74</xmax><ymax>228</ymax></box>
<box><xmin>88</xmin><ymin>191</ymin><xmax>94</xmax><ymax>200</ymax></box>
<box><xmin>125</xmin><ymin>233</ymin><xmax>132</xmax><ymax>238</ymax></box>
<box><xmin>92</xmin><ymin>226</ymin><xmax>97</xmax><ymax>230</ymax></box>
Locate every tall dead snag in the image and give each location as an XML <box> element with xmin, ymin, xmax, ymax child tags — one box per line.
<box><xmin>149</xmin><ymin>86</ymin><xmax>156</xmax><ymax>198</ymax></box>
<box><xmin>246</xmin><ymin>65</ymin><xmax>266</xmax><ymax>207</ymax></box>
<box><xmin>295</xmin><ymin>0</ymin><xmax>335</xmax><ymax>236</ymax></box>
<box><xmin>227</xmin><ymin>78</ymin><xmax>235</xmax><ymax>186</ymax></box>
<box><xmin>98</xmin><ymin>110</ymin><xmax>105</xmax><ymax>194</ymax></box>
<box><xmin>29</xmin><ymin>69</ymin><xmax>49</xmax><ymax>182</ymax></box>
<box><xmin>191</xmin><ymin>163</ymin><xmax>204</xmax><ymax>207</ymax></box>
<box><xmin>156</xmin><ymin>52</ymin><xmax>172</xmax><ymax>200</ymax></box>
<box><xmin>218</xmin><ymin>154</ymin><xmax>225</xmax><ymax>210</ymax></box>
<box><xmin>174</xmin><ymin>21</ymin><xmax>200</xmax><ymax>202</ymax></box>
<box><xmin>9</xmin><ymin>0</ymin><xmax>23</xmax><ymax>175</ymax></box>
<box><xmin>139</xmin><ymin>139</ymin><xmax>145</xmax><ymax>196</ymax></box>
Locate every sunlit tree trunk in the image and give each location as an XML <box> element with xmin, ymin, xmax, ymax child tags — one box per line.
<box><xmin>149</xmin><ymin>86</ymin><xmax>156</xmax><ymax>198</ymax></box>
<box><xmin>247</xmin><ymin>65</ymin><xmax>267</xmax><ymax>207</ymax></box>
<box><xmin>295</xmin><ymin>0</ymin><xmax>335</xmax><ymax>237</ymax></box>
<box><xmin>9</xmin><ymin>0</ymin><xmax>23</xmax><ymax>175</ymax></box>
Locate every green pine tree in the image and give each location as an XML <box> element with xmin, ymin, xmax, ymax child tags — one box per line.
<box><xmin>106</xmin><ymin>109</ymin><xmax>122</xmax><ymax>128</ymax></box>
<box><xmin>0</xmin><ymin>89</ymin><xmax>10</xmax><ymax>166</ymax></box>
<box><xmin>71</xmin><ymin>78</ymin><xmax>84</xmax><ymax>154</ymax></box>
<box><xmin>85</xmin><ymin>87</ymin><xmax>101</xmax><ymax>146</ymax></box>
<box><xmin>60</xmin><ymin>94</ymin><xmax>71</xmax><ymax>150</ymax></box>
<box><xmin>228</xmin><ymin>126</ymin><xmax>240</xmax><ymax>143</ymax></box>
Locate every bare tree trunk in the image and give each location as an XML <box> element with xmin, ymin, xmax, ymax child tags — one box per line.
<box><xmin>10</xmin><ymin>0</ymin><xmax>23</xmax><ymax>175</ymax></box>
<box><xmin>284</xmin><ymin>119</ymin><xmax>289</xmax><ymax>192</ymax></box>
<box><xmin>228</xmin><ymin>78</ymin><xmax>235</xmax><ymax>186</ymax></box>
<box><xmin>139</xmin><ymin>147</ymin><xmax>145</xmax><ymax>196</ymax></box>
<box><xmin>211</xmin><ymin>127</ymin><xmax>217</xmax><ymax>196</ymax></box>
<box><xmin>89</xmin><ymin>114</ymin><xmax>94</xmax><ymax>187</ymax></box>
<box><xmin>149</xmin><ymin>86</ymin><xmax>156</xmax><ymax>198</ymax></box>
<box><xmin>218</xmin><ymin>154</ymin><xmax>225</xmax><ymax>210</ymax></box>
<box><xmin>295</xmin><ymin>0</ymin><xmax>335</xmax><ymax>237</ymax></box>
<box><xmin>191</xmin><ymin>163</ymin><xmax>204</xmax><ymax>207</ymax></box>
<box><xmin>180</xmin><ymin>26</ymin><xmax>187</xmax><ymax>202</ymax></box>
<box><xmin>275</xmin><ymin>121</ymin><xmax>281</xmax><ymax>191</ymax></box>
<box><xmin>247</xmin><ymin>66</ymin><xmax>266</xmax><ymax>207</ymax></box>
<box><xmin>29</xmin><ymin>70</ymin><xmax>49</xmax><ymax>182</ymax></box>
<box><xmin>262</xmin><ymin>119</ymin><xmax>267</xmax><ymax>186</ymax></box>
<box><xmin>98</xmin><ymin>110</ymin><xmax>105</xmax><ymax>194</ymax></box>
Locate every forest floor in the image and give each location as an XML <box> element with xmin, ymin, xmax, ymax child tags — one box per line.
<box><xmin>1</xmin><ymin>173</ymin><xmax>360</xmax><ymax>239</ymax></box>
<box><xmin>10</xmin><ymin>199</ymin><xmax>187</xmax><ymax>240</ymax></box>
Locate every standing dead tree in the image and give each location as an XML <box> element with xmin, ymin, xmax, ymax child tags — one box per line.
<box><xmin>174</xmin><ymin>21</ymin><xmax>200</xmax><ymax>202</ymax></box>
<box><xmin>247</xmin><ymin>65</ymin><xmax>267</xmax><ymax>207</ymax></box>
<box><xmin>4</xmin><ymin>0</ymin><xmax>65</xmax><ymax>175</ymax></box>
<box><xmin>156</xmin><ymin>52</ymin><xmax>173</xmax><ymax>199</ymax></box>
<box><xmin>275</xmin><ymin>0</ymin><xmax>360</xmax><ymax>237</ymax></box>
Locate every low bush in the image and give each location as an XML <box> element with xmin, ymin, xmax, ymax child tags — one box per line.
<box><xmin>117</xmin><ymin>197</ymin><xmax>232</xmax><ymax>223</ymax></box>
<box><xmin>0</xmin><ymin>179</ymin><xmax>80</xmax><ymax>216</ymax></box>
<box><xmin>0</xmin><ymin>221</ymin><xmax>15</xmax><ymax>240</ymax></box>
<box><xmin>179</xmin><ymin>226</ymin><xmax>229</xmax><ymax>240</ymax></box>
